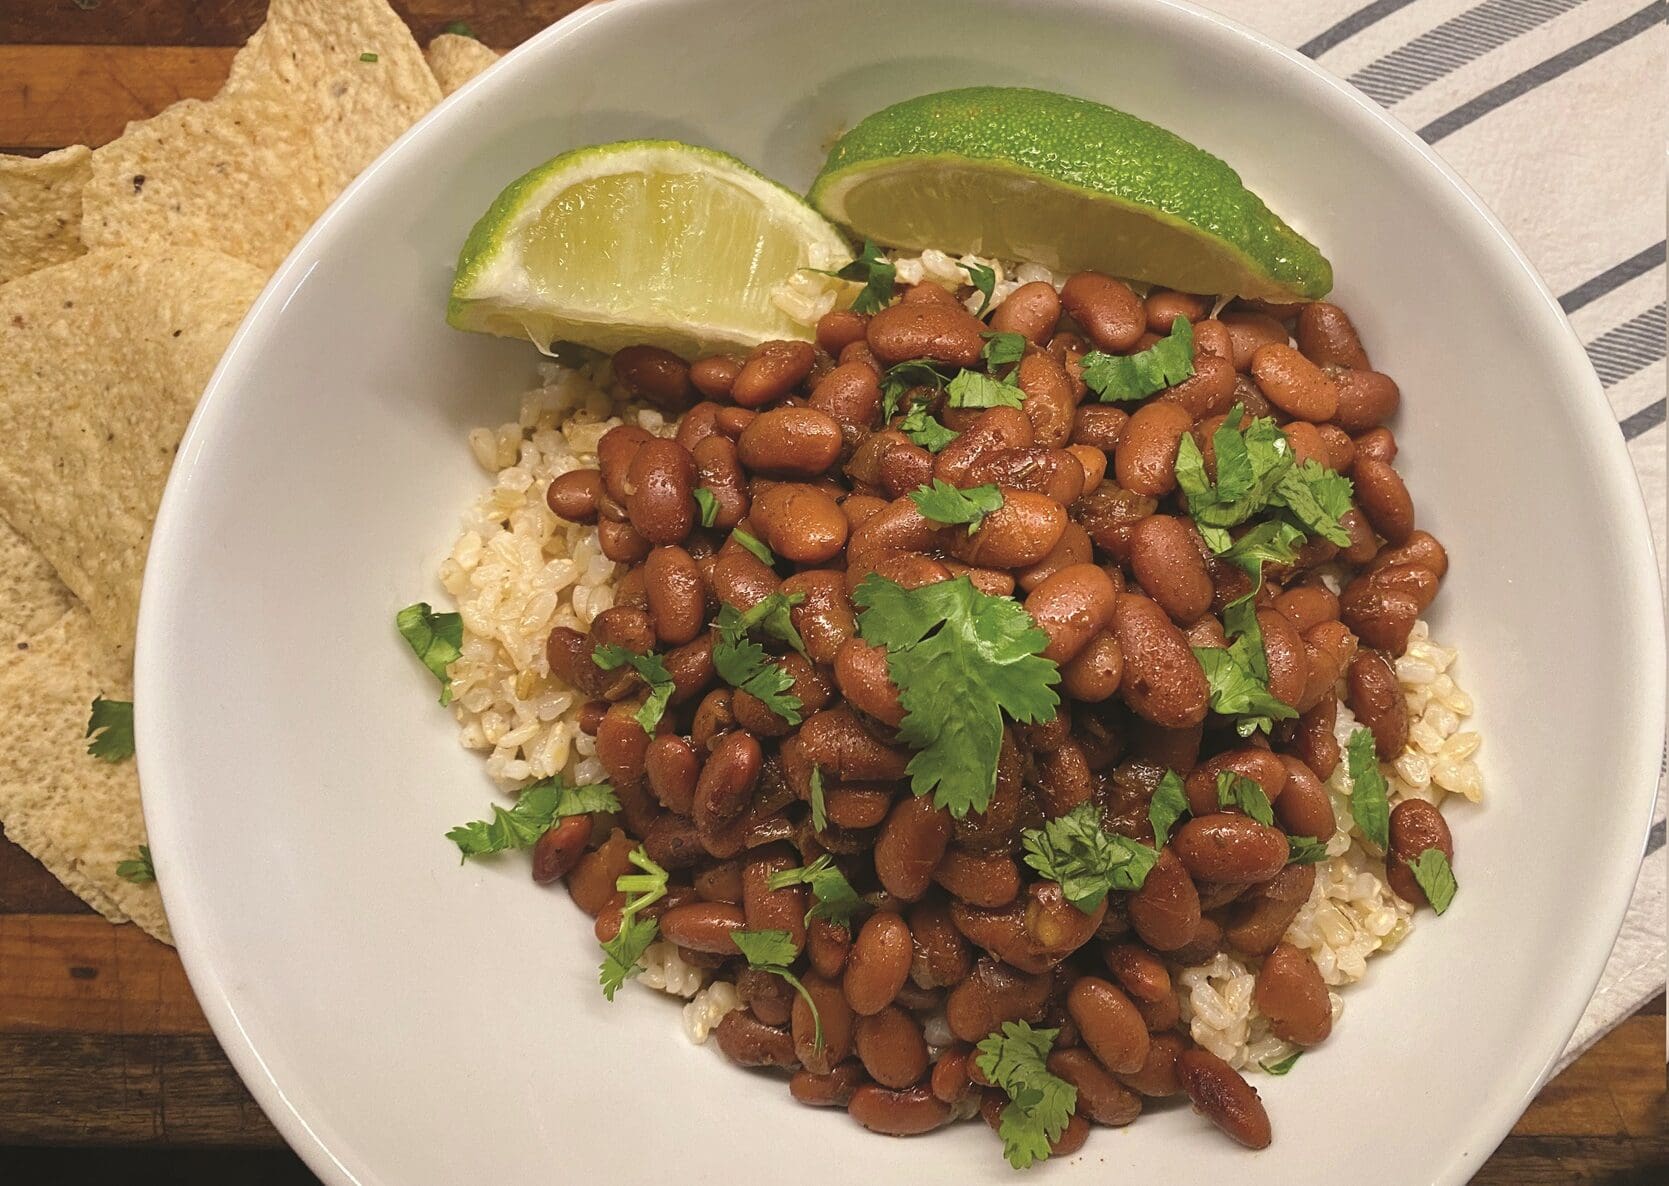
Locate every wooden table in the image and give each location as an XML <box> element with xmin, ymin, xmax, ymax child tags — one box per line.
<box><xmin>2</xmin><ymin>2</ymin><xmax>1664</xmax><ymax>1180</ymax></box>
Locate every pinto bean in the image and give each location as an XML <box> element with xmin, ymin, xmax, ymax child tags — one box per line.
<box><xmin>1103</xmin><ymin>943</ymin><xmax>1172</xmax><ymax>1007</ymax></box>
<box><xmin>690</xmin><ymin>434</ymin><xmax>749</xmax><ymax>529</ymax></box>
<box><xmin>1352</xmin><ymin>458</ymin><xmax>1415</xmax><ymax>545</ymax></box>
<box><xmin>846</xmin><ymin>497</ymin><xmax>945</xmax><ymax>581</ymax></box>
<box><xmin>933</xmin><ymin>850</ymin><xmax>1021</xmax><ymax>908</ymax></box>
<box><xmin>1224</xmin><ymin>862</ymin><xmax>1316</xmax><ymax>956</ymax></box>
<box><xmin>1184</xmin><ymin>747</ymin><xmax>1289</xmax><ymax>818</ymax></box>
<box><xmin>969</xmin><ymin>446</ymin><xmax>1084</xmax><ymax>505</ymax></box>
<box><xmin>1118</xmin><ymin>1031</ymin><xmax>1187</xmax><ymax>1097</ymax></box>
<box><xmin>1251</xmin><ymin>343</ymin><xmax>1339</xmax><ymax>422</ymax></box>
<box><xmin>1016</xmin><ymin>352</ymin><xmax>1077</xmax><ymax>448</ymax></box>
<box><xmin>1274</xmin><ymin>756</ymin><xmax>1335</xmax><ymax>844</ymax></box>
<box><xmin>874</xmin><ymin>796</ymin><xmax>951</xmax><ymax>901</ymax></box>
<box><xmin>546</xmin><ymin>469</ymin><xmax>602</xmax><ymax>524</ymax></box>
<box><xmin>1387</xmin><ymin>798</ymin><xmax>1454</xmax><ymax>908</ymax></box>
<box><xmin>948</xmin><ymin>490</ymin><xmax>1067</xmax><ymax>569</ymax></box>
<box><xmin>782</xmin><ymin>570</ymin><xmax>857</xmax><ymax>667</ymax></box>
<box><xmin>1339</xmin><ymin>574</ymin><xmax>1419</xmax><ymax>655</ymax></box>
<box><xmin>847</xmin><ymin>1084</ymin><xmax>952</xmax><ymax>1135</ymax></box>
<box><xmin>738</xmin><ymin>407</ymin><xmax>844</xmax><ymax>478</ymax></box>
<box><xmin>1258</xmin><ymin>607</ymin><xmax>1307</xmax><ymax>709</ymax></box>
<box><xmin>1072</xmin><ymin>405</ymin><xmax>1128</xmax><ymax>451</ymax></box>
<box><xmin>622</xmin><ymin>439</ymin><xmax>697</xmax><ymax>545</ymax></box>
<box><xmin>1049</xmin><ymin>1049</ymin><xmax>1142</xmax><ymax>1127</ymax></box>
<box><xmin>795</xmin><ymin>706</ymin><xmax>912</xmax><ymax>782</ymax></box>
<box><xmin>1060</xmin><ymin>272</ymin><xmax>1145</xmax><ymax>352</ymax></box>
<box><xmin>1127</xmin><ymin>849</ymin><xmax>1200</xmax><ymax>952</ymax></box>
<box><xmin>1369</xmin><ymin>529</ymin><xmax>1448</xmax><ymax>579</ymax></box>
<box><xmin>1146</xmin><ymin>289</ymin><xmax>1212</xmax><ymax>332</ymax></box>
<box><xmin>644</xmin><ymin>735</ymin><xmax>700</xmax><ymax>815</ymax></box>
<box><xmin>715</xmin><ymin>1009</ymin><xmax>798</xmax><ymax>1069</ymax></box>
<box><xmin>1061</xmin><ymin>630</ymin><xmax>1124</xmax><ymax>702</ymax></box>
<box><xmin>855</xmin><ymin>1006</ymin><xmax>929</xmax><ymax>1088</ymax></box>
<box><xmin>732</xmin><ymin>340</ymin><xmax>816</xmax><ymax>408</ymax></box>
<box><xmin>597</xmin><ymin>424</ymin><xmax>652</xmax><ymax>504</ymax></box>
<box><xmin>1353</xmin><ymin>425</ymin><xmax>1397</xmax><ymax>465</ymax></box>
<box><xmin>816</xmin><ymin>310</ymin><xmax>870</xmax><ymax>355</ymax></box>
<box><xmin>1129</xmin><ymin>515</ymin><xmax>1213</xmax><ymax>624</ymax></box>
<box><xmin>1347</xmin><ymin>650</ymin><xmax>1409</xmax><ymax>758</ymax></box>
<box><xmin>1292</xmin><ymin>695</ymin><xmax>1342</xmax><ymax>781</ymax></box>
<box><xmin>613</xmin><ymin>344</ymin><xmax>694</xmax><ymax>410</ymax></box>
<box><xmin>1275</xmin><ymin>585</ymin><xmax>1339</xmax><ymax>634</ymax></box>
<box><xmin>1177</xmin><ymin>1049</ymin><xmax>1271</xmax><ymax>1149</ymax></box>
<box><xmin>751</xmin><ymin>483</ymin><xmax>849</xmax><ymax>565</ymax></box>
<box><xmin>1068</xmin><ymin>977</ymin><xmax>1150</xmax><ymax>1075</ymax></box>
<box><xmin>642</xmin><ymin>546</ymin><xmax>705</xmax><ymax>646</ymax></box>
<box><xmin>530</xmin><ymin>814</ymin><xmax>592</xmax><ymax>884</ymax></box>
<box><xmin>1333</xmin><ymin>369</ymin><xmax>1400</xmax><ymax>432</ymax></box>
<box><xmin>1160</xmin><ymin>352</ymin><xmax>1238</xmax><ymax>419</ymax></box>
<box><xmin>991</xmin><ymin>281</ymin><xmax>1063</xmax><ymax>345</ymax></box>
<box><xmin>1300</xmin><ymin>619</ymin><xmax>1360</xmax><ymax>711</ymax></box>
<box><xmin>933</xmin><ymin>406</ymin><xmax>1035</xmax><ymax>488</ymax></box>
<box><xmin>742</xmin><ymin>846</ymin><xmax>808</xmax><ymax>955</ymax></box>
<box><xmin>1220</xmin><ymin>311</ymin><xmax>1287</xmax><ymax>371</ymax></box>
<box><xmin>1254</xmin><ymin>942</ymin><xmax>1333</xmax><ymax>1046</ymax></box>
<box><xmin>807</xmin><ymin>917</ymin><xmax>853</xmax><ymax>979</ymax></box>
<box><xmin>660</xmin><ymin>900</ymin><xmax>748</xmax><ymax>954</ymax></box>
<box><xmin>945</xmin><ymin>958</ymin><xmax>1053</xmax><ymax>1043</ymax></box>
<box><xmin>866</xmin><ymin>301</ymin><xmax>985</xmax><ymax>367</ymax></box>
<box><xmin>598</xmin><ymin>513</ymin><xmax>651</xmax><ymax>564</ymax></box>
<box><xmin>1114</xmin><ymin>400</ymin><xmax>1193</xmax><ymax>497</ymax></box>
<box><xmin>809</xmin><ymin>360</ymin><xmax>883</xmax><ymax>436</ymax></box>
<box><xmin>694</xmin><ymin>730</ymin><xmax>762</xmax><ymax>834</ymax></box>
<box><xmin>907</xmin><ymin>899</ymin><xmax>973</xmax><ymax>989</ymax></box>
<box><xmin>878</xmin><ymin>441</ymin><xmax>935</xmax><ymax>499</ymax></box>
<box><xmin>595</xmin><ymin>706</ymin><xmax>652</xmax><ymax>787</ymax></box>
<box><xmin>789</xmin><ymin>973</ymin><xmax>855</xmax><ymax>1074</ymax></box>
<box><xmin>1112</xmin><ymin>593</ymin><xmax>1209</xmax><ymax>728</ymax></box>
<box><xmin>834</xmin><ymin>638</ymin><xmax>905</xmax><ymax>728</ymax></box>
<box><xmin>1296</xmin><ymin>302</ymin><xmax>1370</xmax><ymax>368</ymax></box>
<box><xmin>1024</xmin><ymin>880</ymin><xmax>1106</xmax><ymax>963</ymax></box>
<box><xmin>791</xmin><ymin>1059</ymin><xmax>867</xmax><ymax>1108</ymax></box>
<box><xmin>1022</xmin><ymin>564</ymin><xmax>1118</xmax><ymax>664</ymax></box>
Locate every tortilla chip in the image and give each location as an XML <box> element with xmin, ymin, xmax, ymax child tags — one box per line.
<box><xmin>82</xmin><ymin>0</ymin><xmax>440</xmax><ymax>271</ymax></box>
<box><xmin>0</xmin><ymin>248</ymin><xmax>265</xmax><ymax>660</ymax></box>
<box><xmin>426</xmin><ymin>33</ymin><xmax>501</xmax><ymax>97</ymax></box>
<box><xmin>1</xmin><ymin>514</ymin><xmax>76</xmax><ymax>650</ymax></box>
<box><xmin>0</xmin><ymin>146</ymin><xmax>92</xmax><ymax>283</ymax></box>
<box><xmin>0</xmin><ymin>606</ymin><xmax>169</xmax><ymax>943</ymax></box>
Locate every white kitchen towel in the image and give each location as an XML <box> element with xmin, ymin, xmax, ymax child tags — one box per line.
<box><xmin>1198</xmin><ymin>0</ymin><xmax>1665</xmax><ymax>1073</ymax></box>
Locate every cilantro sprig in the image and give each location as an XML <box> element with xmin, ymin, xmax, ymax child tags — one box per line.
<box><xmin>1175</xmin><ymin>406</ymin><xmax>1352</xmax><ymax>545</ymax></box>
<box><xmin>731</xmin><ymin>929</ymin><xmax>822</xmax><ymax>1049</ymax></box>
<box><xmin>1148</xmin><ymin>770</ymin><xmax>1189</xmax><ymax>848</ymax></box>
<box><xmin>1216</xmin><ymin>771</ymin><xmax>1275</xmax><ymax>826</ymax></box>
<box><xmin>592</xmin><ymin>644</ymin><xmax>674</xmax><ymax>733</ymax></box>
<box><xmin>909</xmin><ymin>480</ymin><xmax>1003</xmax><ymax>535</ymax></box>
<box><xmin>730</xmin><ymin>528</ymin><xmax>775</xmax><ymax>566</ymax></box>
<box><xmin>1192</xmin><ymin>608</ymin><xmax>1297</xmax><ymax>737</ymax></box>
<box><xmin>396</xmin><ymin>602</ymin><xmax>463</xmax><ymax>705</ymax></box>
<box><xmin>853</xmin><ymin>574</ymin><xmax>1059</xmax><ymax>817</ymax></box>
<box><xmin>975</xmin><ymin>1021</ymin><xmax>1078</xmax><ymax>1169</ymax></box>
<box><xmin>446</xmin><ymin>777</ymin><xmax>618</xmax><ymax>859</ymax></box>
<box><xmin>86</xmin><ymin>696</ymin><xmax>135</xmax><ymax>762</ymax></box>
<box><xmin>1081</xmin><ymin>317</ymin><xmax>1194</xmax><ymax>402</ymax></box>
<box><xmin>767</xmin><ymin>854</ymin><xmax>864</xmax><ymax>930</ymax></box>
<box><xmin>714</xmin><ymin>593</ymin><xmax>808</xmax><ymax>724</ymax></box>
<box><xmin>1020</xmin><ymin>802</ymin><xmax>1157</xmax><ymax>912</ymax></box>
<box><xmin>599</xmin><ymin>847</ymin><xmax>669</xmax><ymax>1000</ymax></box>
<box><xmin>1345</xmin><ymin>728</ymin><xmax>1390</xmax><ymax>851</ymax></box>
<box><xmin>1406</xmin><ymin>848</ymin><xmax>1458</xmax><ymax>914</ymax></box>
<box><xmin>961</xmin><ymin>261</ymin><xmax>997</xmax><ymax>316</ymax></box>
<box><xmin>826</xmin><ymin>240</ymin><xmax>896</xmax><ymax>315</ymax></box>
<box><xmin>116</xmin><ymin>845</ymin><xmax>155</xmax><ymax>884</ymax></box>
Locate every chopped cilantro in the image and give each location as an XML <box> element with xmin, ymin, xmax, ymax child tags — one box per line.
<box><xmin>909</xmin><ymin>480</ymin><xmax>1003</xmax><ymax>534</ymax></box>
<box><xmin>1207</xmin><ymin>519</ymin><xmax>1307</xmax><ymax>598</ymax></box>
<box><xmin>1216</xmin><ymin>771</ymin><xmax>1275</xmax><ymax>826</ymax></box>
<box><xmin>396</xmin><ymin>602</ymin><xmax>463</xmax><ymax>704</ymax></box>
<box><xmin>826</xmin><ymin>240</ymin><xmax>896</xmax><ymax>314</ymax></box>
<box><xmin>693</xmin><ymin>487</ymin><xmax>719</xmax><ymax>527</ymax></box>
<box><xmin>713</xmin><ymin>596</ymin><xmax>806</xmax><ymax>725</ymax></box>
<box><xmin>1020</xmin><ymin>802</ymin><xmax>1158</xmax><ymax>911</ymax></box>
<box><xmin>808</xmin><ymin>765</ymin><xmax>829</xmax><ymax>833</ymax></box>
<box><xmin>732</xmin><ymin>928</ymin><xmax>822</xmax><ymax>1049</ymax></box>
<box><xmin>1192</xmin><ymin>607</ymin><xmax>1297</xmax><ymax>737</ymax></box>
<box><xmin>359</xmin><ymin>51</ymin><xmax>379</xmax><ymax>62</ymax></box>
<box><xmin>115</xmin><ymin>845</ymin><xmax>154</xmax><ymax>884</ymax></box>
<box><xmin>975</xmin><ymin>1021</ymin><xmax>1078</xmax><ymax>1169</ymax></box>
<box><xmin>1080</xmin><ymin>317</ymin><xmax>1194</xmax><ymax>402</ymax></box>
<box><xmin>768</xmin><ymin>854</ymin><xmax>864</xmax><ymax>929</ymax></box>
<box><xmin>961</xmin><ymin>261</ymin><xmax>997</xmax><ymax>316</ymax></box>
<box><xmin>599</xmin><ymin>846</ymin><xmax>669</xmax><ymax>999</ymax></box>
<box><xmin>1407</xmin><ymin>847</ymin><xmax>1457</xmax><ymax>914</ymax></box>
<box><xmin>446</xmin><ymin>778</ymin><xmax>618</xmax><ymax>859</ymax></box>
<box><xmin>898</xmin><ymin>399</ymin><xmax>960</xmax><ymax>453</ymax></box>
<box><xmin>1174</xmin><ymin>407</ymin><xmax>1293</xmax><ymax>530</ymax></box>
<box><xmin>946</xmin><ymin>368</ymin><xmax>1024</xmax><ymax>409</ymax></box>
<box><xmin>879</xmin><ymin>360</ymin><xmax>951</xmax><ymax>423</ymax></box>
<box><xmin>1273</xmin><ymin>460</ymin><xmax>1354</xmax><ymax>547</ymax></box>
<box><xmin>592</xmin><ymin>644</ymin><xmax>674</xmax><ymax>733</ymax></box>
<box><xmin>853</xmin><ymin>574</ymin><xmax>1059</xmax><ymax>817</ymax></box>
<box><xmin>1261</xmin><ymin>1051</ymin><xmax>1302</xmax><ymax>1075</ymax></box>
<box><xmin>443</xmin><ymin>21</ymin><xmax>477</xmax><ymax>37</ymax></box>
<box><xmin>730</xmin><ymin>528</ymin><xmax>774</xmax><ymax>566</ymax></box>
<box><xmin>86</xmin><ymin>696</ymin><xmax>135</xmax><ymax>762</ymax></box>
<box><xmin>1286</xmin><ymin>835</ymin><xmax>1330</xmax><ymax>865</ymax></box>
<box><xmin>1148</xmin><ymin>770</ymin><xmax>1189</xmax><ymax>848</ymax></box>
<box><xmin>981</xmin><ymin>330</ymin><xmax>1028</xmax><ymax>372</ymax></box>
<box><xmin>1345</xmin><ymin>728</ymin><xmax>1390</xmax><ymax>850</ymax></box>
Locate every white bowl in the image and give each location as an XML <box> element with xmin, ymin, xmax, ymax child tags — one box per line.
<box><xmin>136</xmin><ymin>1</ymin><xmax>1664</xmax><ymax>1183</ymax></box>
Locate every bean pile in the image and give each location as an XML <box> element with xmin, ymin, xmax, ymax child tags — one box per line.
<box><xmin>533</xmin><ymin>270</ymin><xmax>1455</xmax><ymax>1159</ymax></box>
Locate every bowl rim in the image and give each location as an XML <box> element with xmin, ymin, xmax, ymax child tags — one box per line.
<box><xmin>134</xmin><ymin>1</ymin><xmax>1667</xmax><ymax>1183</ymax></box>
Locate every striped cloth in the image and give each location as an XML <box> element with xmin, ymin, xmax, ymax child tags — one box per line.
<box><xmin>1200</xmin><ymin>0</ymin><xmax>1665</xmax><ymax>1072</ymax></box>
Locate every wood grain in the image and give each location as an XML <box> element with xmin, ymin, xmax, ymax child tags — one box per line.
<box><xmin>0</xmin><ymin>45</ymin><xmax>233</xmax><ymax>148</ymax></box>
<box><xmin>0</xmin><ymin>915</ymin><xmax>208</xmax><ymax>1036</ymax></box>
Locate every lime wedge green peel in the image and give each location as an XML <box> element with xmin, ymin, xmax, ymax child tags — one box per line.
<box><xmin>810</xmin><ymin>88</ymin><xmax>1331</xmax><ymax>301</ymax></box>
<box><xmin>449</xmin><ymin>140</ymin><xmax>853</xmax><ymax>357</ymax></box>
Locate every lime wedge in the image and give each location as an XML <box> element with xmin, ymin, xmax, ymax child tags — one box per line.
<box><xmin>809</xmin><ymin>88</ymin><xmax>1331</xmax><ymax>302</ymax></box>
<box><xmin>449</xmin><ymin>140</ymin><xmax>852</xmax><ymax>357</ymax></box>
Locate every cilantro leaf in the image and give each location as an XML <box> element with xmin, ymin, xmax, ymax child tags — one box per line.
<box><xmin>981</xmin><ymin>330</ymin><xmax>1028</xmax><ymax>371</ymax></box>
<box><xmin>730</xmin><ymin>528</ymin><xmax>775</xmax><ymax>566</ymax></box>
<box><xmin>1211</xmin><ymin>520</ymin><xmax>1307</xmax><ymax>601</ymax></box>
<box><xmin>396</xmin><ymin>602</ymin><xmax>463</xmax><ymax>705</ymax></box>
<box><xmin>975</xmin><ymin>1022</ymin><xmax>1077</xmax><ymax>1169</ymax></box>
<box><xmin>898</xmin><ymin>400</ymin><xmax>960</xmax><ymax>453</ymax></box>
<box><xmin>1216</xmin><ymin>771</ymin><xmax>1275</xmax><ymax>826</ymax></box>
<box><xmin>1273</xmin><ymin>460</ymin><xmax>1354</xmax><ymax>547</ymax></box>
<box><xmin>1407</xmin><ymin>847</ymin><xmax>1458</xmax><ymax>914</ymax></box>
<box><xmin>1345</xmin><ymin>728</ymin><xmax>1390</xmax><ymax>850</ymax></box>
<box><xmin>732</xmin><ymin>928</ymin><xmax>822</xmax><ymax>1049</ymax></box>
<box><xmin>830</xmin><ymin>240</ymin><xmax>897</xmax><ymax>315</ymax></box>
<box><xmin>1020</xmin><ymin>802</ymin><xmax>1158</xmax><ymax>911</ymax></box>
<box><xmin>443</xmin><ymin>20</ymin><xmax>477</xmax><ymax>37</ymax></box>
<box><xmin>909</xmin><ymin>480</ymin><xmax>1003</xmax><ymax>535</ymax></box>
<box><xmin>734</xmin><ymin>591</ymin><xmax>807</xmax><ymax>655</ymax></box>
<box><xmin>962</xmin><ymin>262</ymin><xmax>997</xmax><ymax>316</ymax></box>
<box><xmin>1192</xmin><ymin>622</ymin><xmax>1297</xmax><ymax>737</ymax></box>
<box><xmin>359</xmin><ymin>51</ymin><xmax>379</xmax><ymax>62</ymax></box>
<box><xmin>880</xmin><ymin>360</ymin><xmax>951</xmax><ymax>423</ymax></box>
<box><xmin>946</xmin><ymin>368</ymin><xmax>1024</xmax><ymax>409</ymax></box>
<box><xmin>1261</xmin><ymin>1051</ymin><xmax>1302</xmax><ymax>1075</ymax></box>
<box><xmin>1148</xmin><ymin>770</ymin><xmax>1189</xmax><ymax>848</ymax></box>
<box><xmin>1174</xmin><ymin>408</ymin><xmax>1295</xmax><ymax>530</ymax></box>
<box><xmin>592</xmin><ymin>644</ymin><xmax>675</xmax><ymax>733</ymax></box>
<box><xmin>713</xmin><ymin>597</ymin><xmax>807</xmax><ymax>724</ymax></box>
<box><xmin>1286</xmin><ymin>835</ymin><xmax>1330</xmax><ymax>865</ymax></box>
<box><xmin>598</xmin><ymin>847</ymin><xmax>669</xmax><ymax>999</ymax></box>
<box><xmin>853</xmin><ymin>574</ymin><xmax>1059</xmax><ymax>817</ymax></box>
<box><xmin>768</xmin><ymin>853</ymin><xmax>864</xmax><ymax>929</ymax></box>
<box><xmin>809</xmin><ymin>765</ymin><xmax>829</xmax><ymax>833</ymax></box>
<box><xmin>86</xmin><ymin>696</ymin><xmax>135</xmax><ymax>762</ymax></box>
<box><xmin>115</xmin><ymin>845</ymin><xmax>154</xmax><ymax>884</ymax></box>
<box><xmin>693</xmin><ymin>487</ymin><xmax>720</xmax><ymax>528</ymax></box>
<box><xmin>1080</xmin><ymin>317</ymin><xmax>1194</xmax><ymax>402</ymax></box>
<box><xmin>446</xmin><ymin>778</ymin><xmax>619</xmax><ymax>859</ymax></box>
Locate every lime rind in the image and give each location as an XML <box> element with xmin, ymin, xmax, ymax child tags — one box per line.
<box><xmin>809</xmin><ymin>87</ymin><xmax>1331</xmax><ymax>301</ymax></box>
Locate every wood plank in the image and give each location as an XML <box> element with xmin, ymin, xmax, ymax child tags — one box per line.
<box><xmin>0</xmin><ymin>1147</ymin><xmax>319</xmax><ymax>1185</ymax></box>
<box><xmin>1511</xmin><ymin>1011</ymin><xmax>1666</xmax><ymax>1139</ymax></box>
<box><xmin>0</xmin><ymin>915</ymin><xmax>209</xmax><ymax>1036</ymax></box>
<box><xmin>0</xmin><ymin>1032</ymin><xmax>280</xmax><ymax>1145</ymax></box>
<box><xmin>0</xmin><ymin>45</ymin><xmax>234</xmax><ymax>149</ymax></box>
<box><xmin>0</xmin><ymin>1</ymin><xmax>592</xmax><ymax>49</ymax></box>
<box><xmin>0</xmin><ymin>835</ymin><xmax>96</xmax><ymax>914</ymax></box>
<box><xmin>1472</xmin><ymin>1134</ymin><xmax>1669</xmax><ymax>1184</ymax></box>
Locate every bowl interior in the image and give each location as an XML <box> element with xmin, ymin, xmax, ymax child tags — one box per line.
<box><xmin>137</xmin><ymin>1</ymin><xmax>1663</xmax><ymax>1184</ymax></box>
